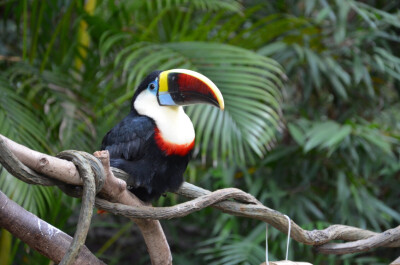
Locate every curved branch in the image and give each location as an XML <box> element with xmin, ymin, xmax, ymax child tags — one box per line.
<box><xmin>94</xmin><ymin>150</ymin><xmax>171</xmax><ymax>265</ymax></box>
<box><xmin>95</xmin><ymin>180</ymin><xmax>400</xmax><ymax>251</ymax></box>
<box><xmin>95</xmin><ymin>187</ymin><xmax>261</xmax><ymax>219</ymax></box>
<box><xmin>316</xmin><ymin>225</ymin><xmax>400</xmax><ymax>254</ymax></box>
<box><xmin>0</xmin><ymin>190</ymin><xmax>105</xmax><ymax>265</ymax></box>
<box><xmin>57</xmin><ymin>151</ymin><xmax>100</xmax><ymax>265</ymax></box>
<box><xmin>1</xmin><ymin>134</ymin><xmax>399</xmax><ymax>258</ymax></box>
<box><xmin>0</xmin><ymin>135</ymin><xmax>172</xmax><ymax>265</ymax></box>
<box><xmin>176</xmin><ymin>182</ymin><xmax>399</xmax><ymax>249</ymax></box>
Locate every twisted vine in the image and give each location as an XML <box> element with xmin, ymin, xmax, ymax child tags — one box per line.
<box><xmin>56</xmin><ymin>151</ymin><xmax>105</xmax><ymax>265</ymax></box>
<box><xmin>0</xmin><ymin>136</ymin><xmax>172</xmax><ymax>265</ymax></box>
<box><xmin>0</xmin><ymin>137</ymin><xmax>106</xmax><ymax>265</ymax></box>
<box><xmin>0</xmin><ymin>134</ymin><xmax>399</xmax><ymax>264</ymax></box>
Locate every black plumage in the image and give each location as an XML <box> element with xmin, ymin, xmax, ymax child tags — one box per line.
<box><xmin>101</xmin><ymin>71</ymin><xmax>191</xmax><ymax>202</ymax></box>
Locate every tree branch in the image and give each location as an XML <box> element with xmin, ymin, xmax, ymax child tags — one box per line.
<box><xmin>0</xmin><ymin>135</ymin><xmax>171</xmax><ymax>265</ymax></box>
<box><xmin>176</xmin><ymin>183</ymin><xmax>400</xmax><ymax>249</ymax></box>
<box><xmin>315</xmin><ymin>225</ymin><xmax>400</xmax><ymax>254</ymax></box>
<box><xmin>1</xmin><ymin>134</ymin><xmax>399</xmax><ymax>261</ymax></box>
<box><xmin>95</xmin><ymin>180</ymin><xmax>400</xmax><ymax>251</ymax></box>
<box><xmin>0</xmin><ymin>190</ymin><xmax>104</xmax><ymax>265</ymax></box>
<box><xmin>93</xmin><ymin>150</ymin><xmax>171</xmax><ymax>265</ymax></box>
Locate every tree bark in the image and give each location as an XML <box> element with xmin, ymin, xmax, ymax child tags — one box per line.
<box><xmin>0</xmin><ymin>190</ymin><xmax>104</xmax><ymax>265</ymax></box>
<box><xmin>0</xmin><ymin>135</ymin><xmax>172</xmax><ymax>265</ymax></box>
<box><xmin>1</xmin><ymin>134</ymin><xmax>399</xmax><ymax>262</ymax></box>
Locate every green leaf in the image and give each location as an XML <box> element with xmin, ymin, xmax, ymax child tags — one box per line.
<box><xmin>322</xmin><ymin>124</ymin><xmax>352</xmax><ymax>148</ymax></box>
<box><xmin>287</xmin><ymin>122</ymin><xmax>306</xmax><ymax>146</ymax></box>
<box><xmin>304</xmin><ymin>121</ymin><xmax>340</xmax><ymax>152</ymax></box>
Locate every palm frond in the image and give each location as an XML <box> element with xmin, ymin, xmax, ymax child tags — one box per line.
<box><xmin>4</xmin><ymin>63</ymin><xmax>97</xmax><ymax>152</ymax></box>
<box><xmin>0</xmin><ymin>74</ymin><xmax>55</xmax><ymax>216</ymax></box>
<box><xmin>197</xmin><ymin>224</ymin><xmax>266</xmax><ymax>265</ymax></box>
<box><xmin>142</xmin><ymin>0</ymin><xmax>243</xmax><ymax>12</ymax></box>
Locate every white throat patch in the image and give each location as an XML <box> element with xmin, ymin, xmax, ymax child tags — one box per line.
<box><xmin>134</xmin><ymin>90</ymin><xmax>195</xmax><ymax>145</ymax></box>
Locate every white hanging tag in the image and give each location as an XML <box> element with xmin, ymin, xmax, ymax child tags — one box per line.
<box><xmin>262</xmin><ymin>215</ymin><xmax>313</xmax><ymax>265</ymax></box>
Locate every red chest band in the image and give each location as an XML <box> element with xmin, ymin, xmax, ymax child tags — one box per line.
<box><xmin>154</xmin><ymin>128</ymin><xmax>195</xmax><ymax>156</ymax></box>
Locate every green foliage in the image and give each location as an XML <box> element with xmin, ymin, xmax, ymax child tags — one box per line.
<box><xmin>1</xmin><ymin>0</ymin><xmax>400</xmax><ymax>264</ymax></box>
<box><xmin>197</xmin><ymin>224</ymin><xmax>266</xmax><ymax>265</ymax></box>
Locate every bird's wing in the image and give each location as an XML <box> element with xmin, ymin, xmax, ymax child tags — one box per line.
<box><xmin>101</xmin><ymin>115</ymin><xmax>155</xmax><ymax>161</ymax></box>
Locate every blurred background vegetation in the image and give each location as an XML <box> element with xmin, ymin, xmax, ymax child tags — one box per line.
<box><xmin>1</xmin><ymin>0</ymin><xmax>400</xmax><ymax>264</ymax></box>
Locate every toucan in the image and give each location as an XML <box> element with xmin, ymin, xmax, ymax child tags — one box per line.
<box><xmin>101</xmin><ymin>69</ymin><xmax>224</xmax><ymax>202</ymax></box>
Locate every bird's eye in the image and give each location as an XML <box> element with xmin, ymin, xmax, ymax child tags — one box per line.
<box><xmin>149</xmin><ymin>83</ymin><xmax>156</xmax><ymax>90</ymax></box>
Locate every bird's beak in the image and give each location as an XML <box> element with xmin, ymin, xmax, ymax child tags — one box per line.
<box><xmin>157</xmin><ymin>69</ymin><xmax>224</xmax><ymax>110</ymax></box>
